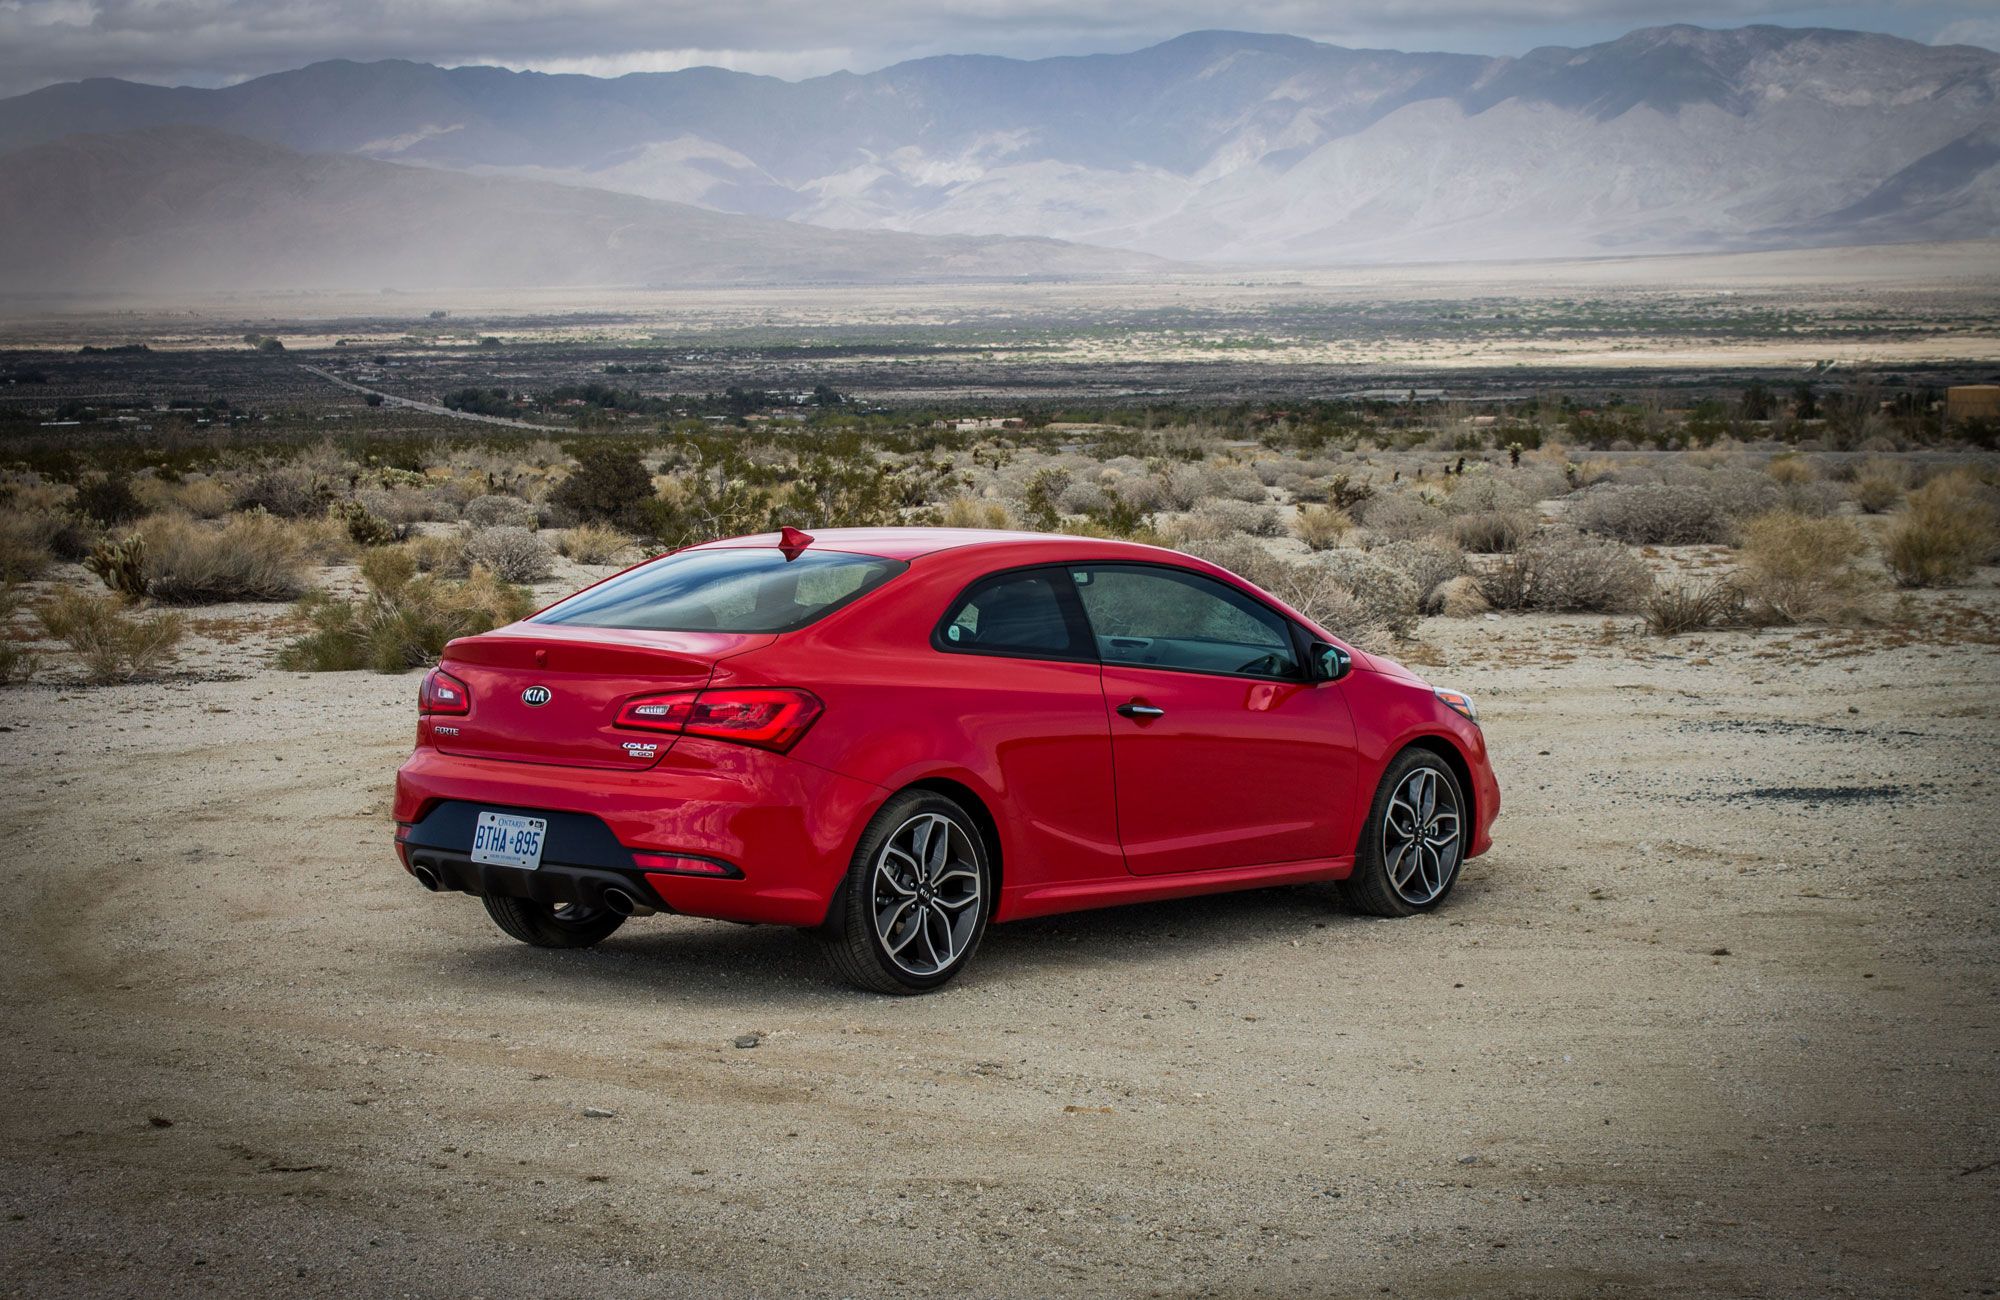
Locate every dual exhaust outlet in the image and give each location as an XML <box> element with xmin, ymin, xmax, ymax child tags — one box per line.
<box><xmin>409</xmin><ymin>861</ymin><xmax>655</xmax><ymax>917</ymax></box>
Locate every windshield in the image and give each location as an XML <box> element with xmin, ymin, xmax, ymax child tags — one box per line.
<box><xmin>535</xmin><ymin>547</ymin><xmax>906</xmax><ymax>634</ymax></box>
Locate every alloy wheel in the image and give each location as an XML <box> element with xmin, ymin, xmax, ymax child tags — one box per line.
<box><xmin>1383</xmin><ymin>766</ymin><xmax>1461</xmax><ymax>906</ymax></box>
<box><xmin>871</xmin><ymin>813</ymin><xmax>982</xmax><ymax>977</ymax></box>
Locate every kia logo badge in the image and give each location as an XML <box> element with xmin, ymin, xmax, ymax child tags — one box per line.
<box><xmin>521</xmin><ymin>685</ymin><xmax>553</xmax><ymax>707</ymax></box>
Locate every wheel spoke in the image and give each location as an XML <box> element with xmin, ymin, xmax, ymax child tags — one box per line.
<box><xmin>875</xmin><ymin>860</ymin><xmax>916</xmax><ymax>897</ymax></box>
<box><xmin>1387</xmin><ymin>838</ymin><xmax>1417</xmax><ymax>887</ymax></box>
<box><xmin>925</xmin><ymin>817</ymin><xmax>951</xmax><ymax>874</ymax></box>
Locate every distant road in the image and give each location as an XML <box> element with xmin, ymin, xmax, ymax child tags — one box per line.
<box><xmin>299</xmin><ymin>364</ymin><xmax>567</xmax><ymax>432</ymax></box>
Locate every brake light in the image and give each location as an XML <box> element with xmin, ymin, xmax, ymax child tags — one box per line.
<box><xmin>419</xmin><ymin>668</ymin><xmax>470</xmax><ymax>716</ymax></box>
<box><xmin>614</xmin><ymin>687</ymin><xmax>822</xmax><ymax>753</ymax></box>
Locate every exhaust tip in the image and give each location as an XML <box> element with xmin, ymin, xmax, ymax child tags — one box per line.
<box><xmin>411</xmin><ymin>865</ymin><xmax>442</xmax><ymax>892</ymax></box>
<box><xmin>601</xmin><ymin>887</ymin><xmax>653</xmax><ymax>918</ymax></box>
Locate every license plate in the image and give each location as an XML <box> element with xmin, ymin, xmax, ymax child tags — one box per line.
<box><xmin>470</xmin><ymin>811</ymin><xmax>547</xmax><ymax>870</ymax></box>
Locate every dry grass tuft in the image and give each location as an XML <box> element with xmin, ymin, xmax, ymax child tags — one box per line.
<box><xmin>1643</xmin><ymin>580</ymin><xmax>1747</xmax><ymax>636</ymax></box>
<box><xmin>36</xmin><ymin>589</ymin><xmax>183</xmax><ymax>683</ymax></box>
<box><xmin>1849</xmin><ymin>459</ymin><xmax>1906</xmax><ymax>514</ymax></box>
<box><xmin>1736</xmin><ymin>511</ymin><xmax>1872</xmax><ymax>623</ymax></box>
<box><xmin>1884</xmin><ymin>472</ymin><xmax>1997</xmax><ymax>589</ymax></box>
<box><xmin>1292</xmin><ymin>504</ymin><xmax>1353</xmax><ymax>551</ymax></box>
<box><xmin>555</xmin><ymin>523</ymin><xmax>636</xmax><ymax>566</ymax></box>
<box><xmin>937</xmin><ymin>496</ymin><xmax>1014</xmax><ymax>530</ymax></box>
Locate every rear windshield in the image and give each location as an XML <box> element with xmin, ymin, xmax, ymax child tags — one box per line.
<box><xmin>534</xmin><ymin>547</ymin><xmax>906</xmax><ymax>634</ymax></box>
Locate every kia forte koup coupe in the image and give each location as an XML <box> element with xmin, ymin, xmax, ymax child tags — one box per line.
<box><xmin>394</xmin><ymin>527</ymin><xmax>1499</xmax><ymax>993</ymax></box>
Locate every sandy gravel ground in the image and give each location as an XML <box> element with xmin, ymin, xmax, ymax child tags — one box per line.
<box><xmin>2</xmin><ymin>581</ymin><xmax>1998</xmax><ymax>1298</ymax></box>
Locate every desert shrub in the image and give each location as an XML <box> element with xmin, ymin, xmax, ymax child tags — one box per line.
<box><xmin>464</xmin><ymin>526</ymin><xmax>553</xmax><ymax>583</ymax></box>
<box><xmin>1501</xmin><ymin>464</ymin><xmax>1571</xmax><ymax>502</ymax></box>
<box><xmin>1431</xmin><ymin>575</ymin><xmax>1489</xmax><ymax>618</ymax></box>
<box><xmin>0</xmin><ymin>586</ymin><xmax>34</xmax><ymax>685</ymax></box>
<box><xmin>85</xmin><ymin>535</ymin><xmax>148</xmax><ymax>599</ymax></box>
<box><xmin>355</xmin><ymin>486</ymin><xmax>457</xmax><ymax>526</ymax></box>
<box><xmin>1850</xmin><ymin>459</ymin><xmax>1906</xmax><ymax>514</ymax></box>
<box><xmin>1448</xmin><ymin>510</ymin><xmax>1534</xmax><ymax>553</ymax></box>
<box><xmin>278</xmin><ymin>548</ymin><xmax>534</xmax><ymax>673</ymax></box>
<box><xmin>137</xmin><ymin>513</ymin><xmax>310</xmax><ymax>604</ymax></box>
<box><xmin>1702</xmin><ymin>466</ymin><xmax>1782</xmax><ymax>520</ymax></box>
<box><xmin>1371</xmin><ymin>539</ymin><xmax>1467</xmax><ymax>613</ymax></box>
<box><xmin>550</xmin><ymin>446</ymin><xmax>656</xmax><ymax>527</ymax></box>
<box><xmin>1885</xmin><ymin>473</ymin><xmax>1998</xmax><ymax>589</ymax></box>
<box><xmin>1643</xmin><ymin>580</ymin><xmax>1747</xmax><ymax>636</ymax></box>
<box><xmin>333</xmin><ymin>499</ymin><xmax>399</xmax><ymax>547</ymax></box>
<box><xmin>1764</xmin><ymin>454</ymin><xmax>1815</xmax><ymax>486</ymax></box>
<box><xmin>1571</xmin><ymin>483</ymin><xmax>1729</xmax><ymax>545</ymax></box>
<box><xmin>1153</xmin><ymin>462</ymin><xmax>1219</xmax><ymax>512</ymax></box>
<box><xmin>71</xmin><ymin>474</ymin><xmax>144</xmax><ymax>527</ymax></box>
<box><xmin>239</xmin><ymin>465</ymin><xmax>334</xmax><ymax>518</ymax></box>
<box><xmin>555</xmin><ymin>523</ymin><xmax>635</xmax><ymax>565</ymax></box>
<box><xmin>640</xmin><ymin>465</ymin><xmax>767</xmax><ymax>548</ymax></box>
<box><xmin>1355</xmin><ymin>492</ymin><xmax>1444</xmax><ymax>542</ymax></box>
<box><xmin>174</xmin><ymin>477</ymin><xmax>239</xmax><ymax>519</ymax></box>
<box><xmin>290</xmin><ymin>516</ymin><xmax>356</xmax><ymax>564</ymax></box>
<box><xmin>1211</xmin><ymin>467</ymin><xmax>1270</xmax><ymax>504</ymax></box>
<box><xmin>1191</xmin><ymin>497</ymin><xmax>1285</xmax><ymax>538</ymax></box>
<box><xmin>402</xmin><ymin>531</ymin><xmax>471</xmax><ymax>576</ymax></box>
<box><xmin>0</xmin><ymin>510</ymin><xmax>61</xmax><ymax>581</ymax></box>
<box><xmin>1443</xmin><ymin>475</ymin><xmax>1529</xmax><ymax>517</ymax></box>
<box><xmin>1293</xmin><ymin>504</ymin><xmax>1353</xmax><ymax>551</ymax></box>
<box><xmin>937</xmin><ymin>495</ymin><xmax>1013</xmax><ymax>530</ymax></box>
<box><xmin>134</xmin><ymin>475</ymin><xmax>237</xmax><ymax>519</ymax></box>
<box><xmin>36</xmin><ymin>589</ymin><xmax>183</xmax><ymax>683</ymax></box>
<box><xmin>462</xmin><ymin>494</ymin><xmax>537</xmax><ymax>528</ymax></box>
<box><xmin>1736</xmin><ymin>512</ymin><xmax>1871</xmax><ymax>622</ymax></box>
<box><xmin>1056</xmin><ymin>478</ymin><xmax>1109</xmax><ymax>516</ymax></box>
<box><xmin>1479</xmin><ymin>529</ymin><xmax>1652</xmax><ymax>613</ymax></box>
<box><xmin>1187</xmin><ymin>538</ymin><xmax>1414</xmax><ymax>651</ymax></box>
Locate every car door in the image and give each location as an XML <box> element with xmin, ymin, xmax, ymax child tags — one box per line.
<box><xmin>1068</xmin><ymin>562</ymin><xmax>1359</xmax><ymax>876</ymax></box>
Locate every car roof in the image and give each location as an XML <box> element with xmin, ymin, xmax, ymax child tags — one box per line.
<box><xmin>686</xmin><ymin>527</ymin><xmax>1177</xmax><ymax>563</ymax></box>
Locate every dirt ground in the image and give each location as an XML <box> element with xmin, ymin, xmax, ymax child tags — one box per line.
<box><xmin>2</xmin><ymin>577</ymin><xmax>1998</xmax><ymax>1298</ymax></box>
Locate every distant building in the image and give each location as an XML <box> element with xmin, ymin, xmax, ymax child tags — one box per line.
<box><xmin>1945</xmin><ymin>386</ymin><xmax>2000</xmax><ymax>426</ymax></box>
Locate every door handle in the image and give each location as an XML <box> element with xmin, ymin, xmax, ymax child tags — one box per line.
<box><xmin>1116</xmin><ymin>702</ymin><xmax>1165</xmax><ymax>719</ymax></box>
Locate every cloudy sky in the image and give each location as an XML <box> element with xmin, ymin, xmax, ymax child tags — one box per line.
<box><xmin>2</xmin><ymin>0</ymin><xmax>1996</xmax><ymax>98</ymax></box>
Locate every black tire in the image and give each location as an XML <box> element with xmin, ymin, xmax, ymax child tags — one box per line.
<box><xmin>1338</xmin><ymin>748</ymin><xmax>1468</xmax><ymax>918</ymax></box>
<box><xmin>817</xmin><ymin>789</ymin><xmax>993</xmax><ymax>995</ymax></box>
<box><xmin>481</xmin><ymin>894</ymin><xmax>626</xmax><ymax>949</ymax></box>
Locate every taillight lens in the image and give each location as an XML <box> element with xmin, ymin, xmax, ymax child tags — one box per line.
<box><xmin>419</xmin><ymin>668</ymin><xmax>470</xmax><ymax>716</ymax></box>
<box><xmin>615</xmin><ymin>687</ymin><xmax>822</xmax><ymax>753</ymax></box>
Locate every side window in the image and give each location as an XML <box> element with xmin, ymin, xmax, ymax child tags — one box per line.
<box><xmin>937</xmin><ymin>569</ymin><xmax>1089</xmax><ymax>661</ymax></box>
<box><xmin>1071</xmin><ymin>564</ymin><xmax>1300</xmax><ymax>678</ymax></box>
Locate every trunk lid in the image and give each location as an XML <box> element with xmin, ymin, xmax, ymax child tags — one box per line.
<box><xmin>434</xmin><ymin>625</ymin><xmax>772</xmax><ymax>770</ymax></box>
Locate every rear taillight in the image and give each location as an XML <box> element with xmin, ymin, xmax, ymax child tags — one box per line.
<box><xmin>614</xmin><ymin>687</ymin><xmax>822</xmax><ymax>753</ymax></box>
<box><xmin>419</xmin><ymin>668</ymin><xmax>470</xmax><ymax>716</ymax></box>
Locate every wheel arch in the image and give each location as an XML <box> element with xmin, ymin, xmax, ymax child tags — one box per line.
<box><xmin>903</xmin><ymin>776</ymin><xmax>1006</xmax><ymax>903</ymax></box>
<box><xmin>817</xmin><ymin>774</ymin><xmax>1007</xmax><ymax>929</ymax></box>
<box><xmin>1354</xmin><ymin>733</ymin><xmax>1477</xmax><ymax>861</ymax></box>
<box><xmin>1400</xmin><ymin>733</ymin><xmax>1478</xmax><ymax>839</ymax></box>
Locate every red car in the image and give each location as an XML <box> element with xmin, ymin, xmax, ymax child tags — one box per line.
<box><xmin>394</xmin><ymin>527</ymin><xmax>1498</xmax><ymax>993</ymax></box>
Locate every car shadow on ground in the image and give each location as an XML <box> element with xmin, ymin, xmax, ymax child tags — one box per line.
<box><xmin>429</xmin><ymin>875</ymin><xmax>1487</xmax><ymax>1007</ymax></box>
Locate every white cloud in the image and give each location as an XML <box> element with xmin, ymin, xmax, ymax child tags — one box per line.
<box><xmin>1934</xmin><ymin>17</ymin><xmax>2000</xmax><ymax>51</ymax></box>
<box><xmin>475</xmin><ymin>46</ymin><xmax>860</xmax><ymax>81</ymax></box>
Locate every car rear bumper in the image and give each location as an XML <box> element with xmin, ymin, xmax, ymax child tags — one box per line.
<box><xmin>393</xmin><ymin>741</ymin><xmax>886</xmax><ymax>926</ymax></box>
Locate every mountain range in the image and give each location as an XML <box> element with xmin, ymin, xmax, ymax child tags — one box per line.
<box><xmin>0</xmin><ymin>22</ymin><xmax>1995</xmax><ymax>287</ymax></box>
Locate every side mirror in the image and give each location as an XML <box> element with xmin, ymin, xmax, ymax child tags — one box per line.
<box><xmin>1309</xmin><ymin>640</ymin><xmax>1351</xmax><ymax>682</ymax></box>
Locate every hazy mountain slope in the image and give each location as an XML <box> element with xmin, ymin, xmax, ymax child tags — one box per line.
<box><xmin>0</xmin><ymin>24</ymin><xmax>1994</xmax><ymax>262</ymax></box>
<box><xmin>0</xmin><ymin>128</ymin><xmax>1162</xmax><ymax>294</ymax></box>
